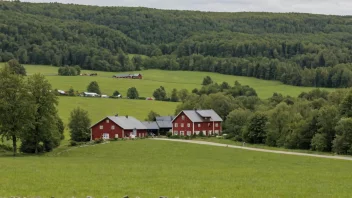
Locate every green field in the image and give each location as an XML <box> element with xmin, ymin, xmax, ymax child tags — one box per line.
<box><xmin>20</xmin><ymin>64</ymin><xmax>335</xmax><ymax>99</ymax></box>
<box><xmin>0</xmin><ymin>140</ymin><xmax>351</xmax><ymax>197</ymax></box>
<box><xmin>57</xmin><ymin>97</ymin><xmax>178</xmax><ymax>125</ymax></box>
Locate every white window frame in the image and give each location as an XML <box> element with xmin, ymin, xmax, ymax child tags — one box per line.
<box><xmin>182</xmin><ymin>115</ymin><xmax>185</xmax><ymax>120</ymax></box>
<box><xmin>195</xmin><ymin>131</ymin><xmax>200</xmax><ymax>135</ymax></box>
<box><xmin>115</xmin><ymin>134</ymin><xmax>119</xmax><ymax>138</ymax></box>
<box><xmin>209</xmin><ymin>130</ymin><xmax>213</xmax><ymax>135</ymax></box>
<box><xmin>181</xmin><ymin>123</ymin><xmax>184</xmax><ymax>127</ymax></box>
<box><xmin>187</xmin><ymin>123</ymin><xmax>190</xmax><ymax>127</ymax></box>
<box><xmin>99</xmin><ymin>125</ymin><xmax>103</xmax><ymax>130</ymax></box>
<box><xmin>180</xmin><ymin>131</ymin><xmax>185</xmax><ymax>136</ymax></box>
<box><xmin>111</xmin><ymin>125</ymin><xmax>115</xmax><ymax>130</ymax></box>
<box><xmin>187</xmin><ymin>131</ymin><xmax>191</xmax><ymax>136</ymax></box>
<box><xmin>175</xmin><ymin>123</ymin><xmax>178</xmax><ymax>127</ymax></box>
<box><xmin>215</xmin><ymin>130</ymin><xmax>219</xmax><ymax>134</ymax></box>
<box><xmin>198</xmin><ymin>123</ymin><xmax>201</xmax><ymax>127</ymax></box>
<box><xmin>102</xmin><ymin>133</ymin><xmax>109</xmax><ymax>139</ymax></box>
<box><xmin>106</xmin><ymin>119</ymin><xmax>109</xmax><ymax>123</ymax></box>
<box><xmin>174</xmin><ymin>131</ymin><xmax>179</xmax><ymax>135</ymax></box>
<box><xmin>215</xmin><ymin>123</ymin><xmax>218</xmax><ymax>127</ymax></box>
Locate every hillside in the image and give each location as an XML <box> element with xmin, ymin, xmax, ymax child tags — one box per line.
<box><xmin>1</xmin><ymin>140</ymin><xmax>352</xmax><ymax>197</ymax></box>
<box><xmin>1</xmin><ymin>1</ymin><xmax>352</xmax><ymax>88</ymax></box>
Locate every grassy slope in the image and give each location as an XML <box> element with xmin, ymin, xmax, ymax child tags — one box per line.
<box><xmin>0</xmin><ymin>140</ymin><xmax>351</xmax><ymax>197</ymax></box>
<box><xmin>24</xmin><ymin>65</ymin><xmax>335</xmax><ymax>99</ymax></box>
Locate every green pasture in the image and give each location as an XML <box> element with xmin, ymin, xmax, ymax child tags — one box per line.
<box><xmin>21</xmin><ymin>64</ymin><xmax>335</xmax><ymax>99</ymax></box>
<box><xmin>0</xmin><ymin>140</ymin><xmax>351</xmax><ymax>197</ymax></box>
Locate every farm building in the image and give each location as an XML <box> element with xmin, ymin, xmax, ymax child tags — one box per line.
<box><xmin>83</xmin><ymin>92</ymin><xmax>100</xmax><ymax>97</ymax></box>
<box><xmin>90</xmin><ymin>115</ymin><xmax>147</xmax><ymax>140</ymax></box>
<box><xmin>156</xmin><ymin>116</ymin><xmax>175</xmax><ymax>135</ymax></box>
<box><xmin>172</xmin><ymin>109</ymin><xmax>222</xmax><ymax>136</ymax></box>
<box><xmin>113</xmin><ymin>73</ymin><xmax>143</xmax><ymax>79</ymax></box>
<box><xmin>142</xmin><ymin>121</ymin><xmax>159</xmax><ymax>135</ymax></box>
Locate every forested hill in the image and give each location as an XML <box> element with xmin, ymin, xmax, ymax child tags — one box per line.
<box><xmin>1</xmin><ymin>2</ymin><xmax>352</xmax><ymax>88</ymax></box>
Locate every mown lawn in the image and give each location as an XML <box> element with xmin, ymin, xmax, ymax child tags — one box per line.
<box><xmin>20</xmin><ymin>64</ymin><xmax>335</xmax><ymax>99</ymax></box>
<box><xmin>0</xmin><ymin>140</ymin><xmax>351</xmax><ymax>197</ymax></box>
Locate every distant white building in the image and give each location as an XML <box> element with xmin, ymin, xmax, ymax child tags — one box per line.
<box><xmin>58</xmin><ymin>90</ymin><xmax>66</xmax><ymax>95</ymax></box>
<box><xmin>83</xmin><ymin>92</ymin><xmax>100</xmax><ymax>97</ymax></box>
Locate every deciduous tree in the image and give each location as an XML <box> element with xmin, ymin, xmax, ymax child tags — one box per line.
<box><xmin>69</xmin><ymin>107</ymin><xmax>91</xmax><ymax>142</ymax></box>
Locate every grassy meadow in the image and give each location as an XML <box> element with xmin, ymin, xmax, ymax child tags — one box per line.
<box><xmin>20</xmin><ymin>64</ymin><xmax>335</xmax><ymax>99</ymax></box>
<box><xmin>1</xmin><ymin>140</ymin><xmax>352</xmax><ymax>197</ymax></box>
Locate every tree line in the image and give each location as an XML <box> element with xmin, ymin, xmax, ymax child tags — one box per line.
<box><xmin>1</xmin><ymin>1</ymin><xmax>352</xmax><ymax>88</ymax></box>
<box><xmin>175</xmin><ymin>79</ymin><xmax>352</xmax><ymax>155</ymax></box>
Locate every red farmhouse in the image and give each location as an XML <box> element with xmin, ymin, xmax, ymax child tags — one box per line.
<box><xmin>172</xmin><ymin>109</ymin><xmax>223</xmax><ymax>136</ymax></box>
<box><xmin>90</xmin><ymin>115</ymin><xmax>147</xmax><ymax>140</ymax></box>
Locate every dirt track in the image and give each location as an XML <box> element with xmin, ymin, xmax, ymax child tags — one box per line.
<box><xmin>153</xmin><ymin>138</ymin><xmax>352</xmax><ymax>161</ymax></box>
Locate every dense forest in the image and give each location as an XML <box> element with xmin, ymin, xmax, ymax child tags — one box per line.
<box><xmin>174</xmin><ymin>78</ymin><xmax>352</xmax><ymax>155</ymax></box>
<box><xmin>1</xmin><ymin>1</ymin><xmax>352</xmax><ymax>88</ymax></box>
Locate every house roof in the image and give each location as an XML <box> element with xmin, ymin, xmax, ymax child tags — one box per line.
<box><xmin>156</xmin><ymin>116</ymin><xmax>175</xmax><ymax>121</ymax></box>
<box><xmin>156</xmin><ymin>120</ymin><xmax>173</xmax><ymax>128</ymax></box>
<box><xmin>107</xmin><ymin>116</ymin><xmax>147</xmax><ymax>130</ymax></box>
<box><xmin>142</xmin><ymin>121</ymin><xmax>159</xmax><ymax>130</ymax></box>
<box><xmin>114</xmin><ymin>73</ymin><xmax>141</xmax><ymax>77</ymax></box>
<box><xmin>173</xmin><ymin>109</ymin><xmax>223</xmax><ymax>123</ymax></box>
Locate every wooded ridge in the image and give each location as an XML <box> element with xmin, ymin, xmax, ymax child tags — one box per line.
<box><xmin>1</xmin><ymin>1</ymin><xmax>352</xmax><ymax>87</ymax></box>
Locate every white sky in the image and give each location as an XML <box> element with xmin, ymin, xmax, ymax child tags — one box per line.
<box><xmin>21</xmin><ymin>0</ymin><xmax>352</xmax><ymax>15</ymax></box>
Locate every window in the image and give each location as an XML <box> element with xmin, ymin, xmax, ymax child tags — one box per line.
<box><xmin>182</xmin><ymin>115</ymin><xmax>185</xmax><ymax>120</ymax></box>
<box><xmin>102</xmin><ymin>133</ymin><xmax>109</xmax><ymax>139</ymax></box>
<box><xmin>215</xmin><ymin>123</ymin><xmax>219</xmax><ymax>127</ymax></box>
<box><xmin>208</xmin><ymin>123</ymin><xmax>211</xmax><ymax>127</ymax></box>
<box><xmin>115</xmin><ymin>134</ymin><xmax>119</xmax><ymax>138</ymax></box>
<box><xmin>198</xmin><ymin>124</ymin><xmax>201</xmax><ymax>127</ymax></box>
<box><xmin>111</xmin><ymin>125</ymin><xmax>115</xmax><ymax>130</ymax></box>
<box><xmin>174</xmin><ymin>131</ymin><xmax>179</xmax><ymax>135</ymax></box>
<box><xmin>174</xmin><ymin>123</ymin><xmax>178</xmax><ymax>127</ymax></box>
<box><xmin>99</xmin><ymin>125</ymin><xmax>103</xmax><ymax>130</ymax></box>
<box><xmin>181</xmin><ymin>123</ymin><xmax>184</xmax><ymax>127</ymax></box>
<box><xmin>187</xmin><ymin>123</ymin><xmax>191</xmax><ymax>127</ymax></box>
<box><xmin>209</xmin><ymin>130</ymin><xmax>213</xmax><ymax>135</ymax></box>
<box><xmin>215</xmin><ymin>130</ymin><xmax>219</xmax><ymax>134</ymax></box>
<box><xmin>187</xmin><ymin>131</ymin><xmax>191</xmax><ymax>136</ymax></box>
<box><xmin>106</xmin><ymin>119</ymin><xmax>109</xmax><ymax>123</ymax></box>
<box><xmin>195</xmin><ymin>131</ymin><xmax>200</xmax><ymax>135</ymax></box>
<box><xmin>180</xmin><ymin>131</ymin><xmax>184</xmax><ymax>136</ymax></box>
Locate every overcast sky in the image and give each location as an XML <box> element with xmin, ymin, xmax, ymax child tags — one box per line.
<box><xmin>21</xmin><ymin>0</ymin><xmax>352</xmax><ymax>15</ymax></box>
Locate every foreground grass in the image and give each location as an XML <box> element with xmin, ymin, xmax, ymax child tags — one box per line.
<box><xmin>20</xmin><ymin>64</ymin><xmax>335</xmax><ymax>99</ymax></box>
<box><xmin>0</xmin><ymin>140</ymin><xmax>351</xmax><ymax>197</ymax></box>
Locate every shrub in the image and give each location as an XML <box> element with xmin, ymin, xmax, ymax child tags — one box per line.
<box><xmin>185</xmin><ymin>135</ymin><xmax>191</xmax><ymax>140</ymax></box>
<box><xmin>0</xmin><ymin>144</ymin><xmax>12</xmax><ymax>151</ymax></box>
<box><xmin>170</xmin><ymin>135</ymin><xmax>180</xmax><ymax>139</ymax></box>
<box><xmin>138</xmin><ymin>97</ymin><xmax>146</xmax><ymax>100</ymax></box>
<box><xmin>180</xmin><ymin>135</ymin><xmax>185</xmax><ymax>139</ymax></box>
<box><xmin>94</xmin><ymin>138</ymin><xmax>104</xmax><ymax>144</ymax></box>
<box><xmin>199</xmin><ymin>131</ymin><xmax>205</xmax><ymax>137</ymax></box>
<box><xmin>70</xmin><ymin>141</ymin><xmax>78</xmax><ymax>146</ymax></box>
<box><xmin>166</xmin><ymin>132</ymin><xmax>172</xmax><ymax>138</ymax></box>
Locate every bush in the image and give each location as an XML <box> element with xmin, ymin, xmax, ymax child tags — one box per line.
<box><xmin>166</xmin><ymin>132</ymin><xmax>172</xmax><ymax>138</ymax></box>
<box><xmin>185</xmin><ymin>135</ymin><xmax>191</xmax><ymax>140</ymax></box>
<box><xmin>20</xmin><ymin>140</ymin><xmax>44</xmax><ymax>153</ymax></box>
<box><xmin>192</xmin><ymin>133</ymin><xmax>197</xmax><ymax>139</ymax></box>
<box><xmin>70</xmin><ymin>141</ymin><xmax>78</xmax><ymax>146</ymax></box>
<box><xmin>138</xmin><ymin>97</ymin><xmax>146</xmax><ymax>100</ymax></box>
<box><xmin>170</xmin><ymin>135</ymin><xmax>180</xmax><ymax>139</ymax></box>
<box><xmin>0</xmin><ymin>144</ymin><xmax>12</xmax><ymax>151</ymax></box>
<box><xmin>94</xmin><ymin>138</ymin><xmax>104</xmax><ymax>144</ymax></box>
<box><xmin>199</xmin><ymin>131</ymin><xmax>205</xmax><ymax>137</ymax></box>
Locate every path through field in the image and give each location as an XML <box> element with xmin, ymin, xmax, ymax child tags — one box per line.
<box><xmin>153</xmin><ymin>138</ymin><xmax>352</xmax><ymax>161</ymax></box>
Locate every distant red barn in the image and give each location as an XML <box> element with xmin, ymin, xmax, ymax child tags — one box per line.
<box><xmin>90</xmin><ymin>115</ymin><xmax>147</xmax><ymax>140</ymax></box>
<box><xmin>172</xmin><ymin>109</ymin><xmax>223</xmax><ymax>136</ymax></box>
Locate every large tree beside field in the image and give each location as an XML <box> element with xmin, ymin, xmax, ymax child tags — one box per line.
<box><xmin>0</xmin><ymin>66</ymin><xmax>35</xmax><ymax>155</ymax></box>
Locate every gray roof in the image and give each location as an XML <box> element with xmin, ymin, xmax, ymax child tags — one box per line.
<box><xmin>179</xmin><ymin>109</ymin><xmax>223</xmax><ymax>122</ymax></box>
<box><xmin>156</xmin><ymin>116</ymin><xmax>175</xmax><ymax>121</ymax></box>
<box><xmin>156</xmin><ymin>120</ymin><xmax>173</xmax><ymax>128</ymax></box>
<box><xmin>142</xmin><ymin>121</ymin><xmax>159</xmax><ymax>130</ymax></box>
<box><xmin>114</xmin><ymin>73</ymin><xmax>141</xmax><ymax>77</ymax></box>
<box><xmin>107</xmin><ymin>116</ymin><xmax>147</xmax><ymax>130</ymax></box>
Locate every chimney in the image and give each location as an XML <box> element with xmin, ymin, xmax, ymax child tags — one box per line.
<box><xmin>126</xmin><ymin>115</ymin><xmax>128</xmax><ymax>118</ymax></box>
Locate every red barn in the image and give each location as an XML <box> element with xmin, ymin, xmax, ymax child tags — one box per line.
<box><xmin>90</xmin><ymin>115</ymin><xmax>147</xmax><ymax>140</ymax></box>
<box><xmin>172</xmin><ymin>109</ymin><xmax>223</xmax><ymax>136</ymax></box>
